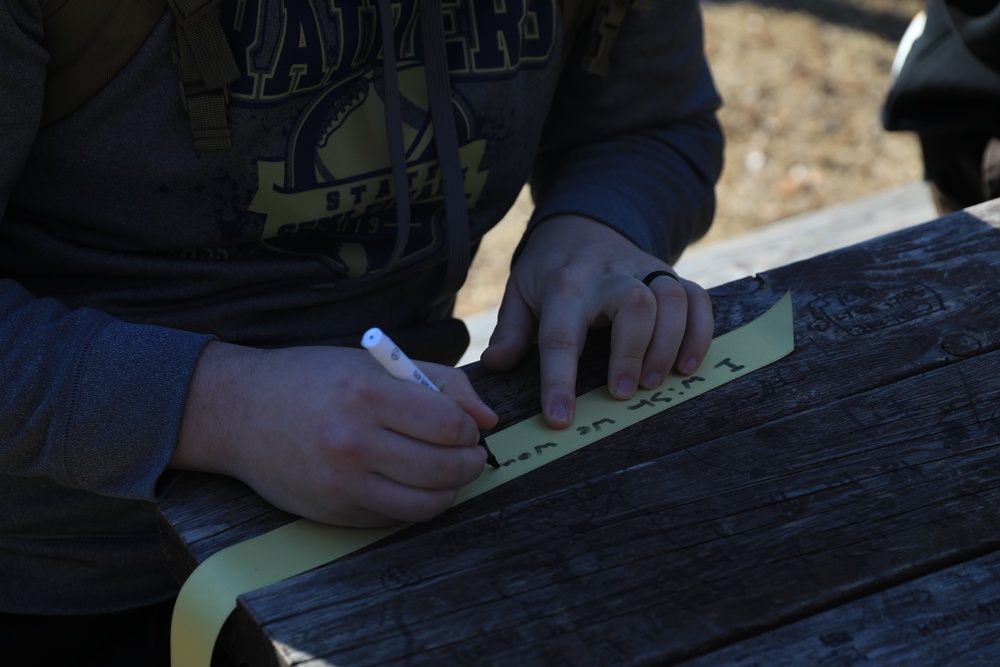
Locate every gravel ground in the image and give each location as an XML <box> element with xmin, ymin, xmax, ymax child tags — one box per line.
<box><xmin>454</xmin><ymin>0</ymin><xmax>926</xmax><ymax>318</ymax></box>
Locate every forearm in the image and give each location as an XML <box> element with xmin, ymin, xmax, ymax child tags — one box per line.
<box><xmin>529</xmin><ymin>112</ymin><xmax>723</xmax><ymax>263</ymax></box>
<box><xmin>530</xmin><ymin>0</ymin><xmax>723</xmax><ymax>262</ymax></box>
<box><xmin>0</xmin><ymin>279</ymin><xmax>213</xmax><ymax>500</ymax></box>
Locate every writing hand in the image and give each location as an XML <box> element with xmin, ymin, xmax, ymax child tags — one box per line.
<box><xmin>480</xmin><ymin>214</ymin><xmax>713</xmax><ymax>428</ymax></box>
<box><xmin>170</xmin><ymin>343</ymin><xmax>498</xmax><ymax>527</ymax></box>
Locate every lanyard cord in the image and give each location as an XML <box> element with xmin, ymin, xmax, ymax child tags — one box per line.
<box><xmin>376</xmin><ymin>0</ymin><xmax>470</xmax><ymax>302</ymax></box>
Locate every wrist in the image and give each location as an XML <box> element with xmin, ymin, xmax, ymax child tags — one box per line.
<box><xmin>171</xmin><ymin>340</ymin><xmax>265</xmax><ymax>476</ymax></box>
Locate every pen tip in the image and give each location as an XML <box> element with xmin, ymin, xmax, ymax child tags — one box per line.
<box><xmin>478</xmin><ymin>436</ymin><xmax>501</xmax><ymax>469</ymax></box>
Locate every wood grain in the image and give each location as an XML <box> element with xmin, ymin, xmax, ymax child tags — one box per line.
<box><xmin>237</xmin><ymin>350</ymin><xmax>1000</xmax><ymax>666</ymax></box>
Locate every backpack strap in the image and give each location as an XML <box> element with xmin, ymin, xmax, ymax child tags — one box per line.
<box><xmin>562</xmin><ymin>0</ymin><xmax>651</xmax><ymax>76</ymax></box>
<box><xmin>560</xmin><ymin>0</ymin><xmax>602</xmax><ymax>70</ymax></box>
<box><xmin>42</xmin><ymin>0</ymin><xmax>167</xmax><ymax>127</ymax></box>
<box><xmin>167</xmin><ymin>0</ymin><xmax>241</xmax><ymax>150</ymax></box>
<box><xmin>42</xmin><ymin>0</ymin><xmax>239</xmax><ymax>151</ymax></box>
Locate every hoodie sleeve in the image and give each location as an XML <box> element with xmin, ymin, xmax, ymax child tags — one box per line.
<box><xmin>0</xmin><ymin>2</ymin><xmax>214</xmax><ymax>502</ymax></box>
<box><xmin>528</xmin><ymin>0</ymin><xmax>724</xmax><ymax>264</ymax></box>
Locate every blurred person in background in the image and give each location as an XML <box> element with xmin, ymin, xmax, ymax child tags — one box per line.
<box><xmin>884</xmin><ymin>0</ymin><xmax>1000</xmax><ymax>213</ymax></box>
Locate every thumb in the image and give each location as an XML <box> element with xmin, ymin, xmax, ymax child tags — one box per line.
<box><xmin>480</xmin><ymin>287</ymin><xmax>536</xmax><ymax>371</ymax></box>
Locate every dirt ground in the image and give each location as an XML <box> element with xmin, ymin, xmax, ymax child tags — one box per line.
<box><xmin>454</xmin><ymin>0</ymin><xmax>926</xmax><ymax>318</ymax></box>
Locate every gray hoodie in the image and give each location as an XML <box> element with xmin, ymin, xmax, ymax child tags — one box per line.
<box><xmin>0</xmin><ymin>0</ymin><xmax>723</xmax><ymax>614</ymax></box>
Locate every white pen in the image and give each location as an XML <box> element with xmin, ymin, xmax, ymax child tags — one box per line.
<box><xmin>362</xmin><ymin>327</ymin><xmax>500</xmax><ymax>468</ymax></box>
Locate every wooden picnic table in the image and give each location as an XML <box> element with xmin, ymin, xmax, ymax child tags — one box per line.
<box><xmin>158</xmin><ymin>200</ymin><xmax>1000</xmax><ymax>666</ymax></box>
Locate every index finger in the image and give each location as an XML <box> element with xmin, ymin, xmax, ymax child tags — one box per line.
<box><xmin>536</xmin><ymin>291</ymin><xmax>589</xmax><ymax>429</ymax></box>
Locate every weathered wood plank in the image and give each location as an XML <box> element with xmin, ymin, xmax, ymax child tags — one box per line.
<box><xmin>673</xmin><ymin>180</ymin><xmax>938</xmax><ymax>290</ymax></box>
<box><xmin>235</xmin><ymin>347</ymin><xmax>1000</xmax><ymax>666</ymax></box>
<box><xmin>970</xmin><ymin>197</ymin><xmax>1000</xmax><ymax>231</ymax></box>
<box><xmin>679</xmin><ymin>549</ymin><xmax>1000</xmax><ymax>667</ymax></box>
<box><xmin>157</xmin><ymin>473</ymin><xmax>296</xmax><ymax>585</ymax></box>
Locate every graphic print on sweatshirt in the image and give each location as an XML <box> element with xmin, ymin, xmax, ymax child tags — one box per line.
<box><xmin>219</xmin><ymin>0</ymin><xmax>556</xmax><ymax>278</ymax></box>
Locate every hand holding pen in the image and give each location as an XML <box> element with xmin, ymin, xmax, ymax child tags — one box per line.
<box><xmin>363</xmin><ymin>328</ymin><xmax>500</xmax><ymax>468</ymax></box>
<box><xmin>172</xmin><ymin>338</ymin><xmax>497</xmax><ymax>528</ymax></box>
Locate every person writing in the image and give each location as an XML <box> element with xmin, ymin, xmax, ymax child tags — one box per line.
<box><xmin>0</xmin><ymin>0</ymin><xmax>723</xmax><ymax>663</ymax></box>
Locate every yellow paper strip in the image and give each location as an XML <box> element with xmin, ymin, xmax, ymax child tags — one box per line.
<box><xmin>461</xmin><ymin>290</ymin><xmax>795</xmax><ymax>499</ymax></box>
<box><xmin>170</xmin><ymin>292</ymin><xmax>795</xmax><ymax>667</ymax></box>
